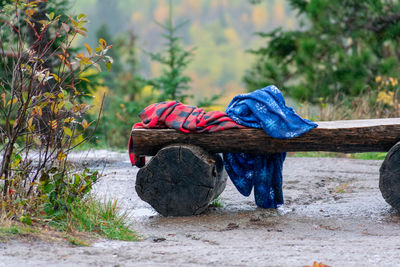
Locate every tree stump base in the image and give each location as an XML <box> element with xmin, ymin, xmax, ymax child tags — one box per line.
<box><xmin>380</xmin><ymin>141</ymin><xmax>400</xmax><ymax>211</ymax></box>
<box><xmin>135</xmin><ymin>144</ymin><xmax>226</xmax><ymax>216</ymax></box>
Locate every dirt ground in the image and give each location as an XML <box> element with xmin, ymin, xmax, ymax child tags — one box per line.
<box><xmin>1</xmin><ymin>150</ymin><xmax>400</xmax><ymax>266</ymax></box>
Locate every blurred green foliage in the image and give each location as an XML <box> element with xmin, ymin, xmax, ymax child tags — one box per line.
<box><xmin>74</xmin><ymin>0</ymin><xmax>295</xmax><ymax>106</ymax></box>
<box><xmin>244</xmin><ymin>0</ymin><xmax>400</xmax><ymax>102</ymax></box>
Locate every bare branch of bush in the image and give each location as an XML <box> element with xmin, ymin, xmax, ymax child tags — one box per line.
<box><xmin>0</xmin><ymin>1</ymin><xmax>113</xmax><ymax>218</ymax></box>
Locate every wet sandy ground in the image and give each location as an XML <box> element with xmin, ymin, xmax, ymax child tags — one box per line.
<box><xmin>1</xmin><ymin>151</ymin><xmax>400</xmax><ymax>266</ymax></box>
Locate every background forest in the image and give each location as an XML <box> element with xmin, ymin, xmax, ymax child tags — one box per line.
<box><xmin>75</xmin><ymin>0</ymin><xmax>295</xmax><ymax>102</ymax></box>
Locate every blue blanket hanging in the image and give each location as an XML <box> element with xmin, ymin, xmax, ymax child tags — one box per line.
<box><xmin>223</xmin><ymin>85</ymin><xmax>318</xmax><ymax>208</ymax></box>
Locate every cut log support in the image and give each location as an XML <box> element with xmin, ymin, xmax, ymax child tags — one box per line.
<box><xmin>380</xmin><ymin>142</ymin><xmax>400</xmax><ymax>211</ymax></box>
<box><xmin>135</xmin><ymin>144</ymin><xmax>226</xmax><ymax>216</ymax></box>
<box><xmin>131</xmin><ymin>118</ymin><xmax>400</xmax><ymax>155</ymax></box>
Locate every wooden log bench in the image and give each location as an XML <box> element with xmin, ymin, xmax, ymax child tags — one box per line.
<box><xmin>131</xmin><ymin>118</ymin><xmax>400</xmax><ymax>216</ymax></box>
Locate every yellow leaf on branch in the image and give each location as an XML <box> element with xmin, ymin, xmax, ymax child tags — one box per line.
<box><xmin>64</xmin><ymin>117</ymin><xmax>75</xmax><ymax>123</ymax></box>
<box><xmin>78</xmin><ymin>185</ymin><xmax>86</xmax><ymax>193</ymax></box>
<box><xmin>377</xmin><ymin>91</ymin><xmax>394</xmax><ymax>106</ymax></box>
<box><xmin>78</xmin><ymin>77</ymin><xmax>90</xmax><ymax>82</ymax></box>
<box><xmin>81</xmin><ymin>119</ymin><xmax>91</xmax><ymax>130</ymax></box>
<box><xmin>49</xmin><ymin>120</ymin><xmax>57</xmax><ymax>129</ymax></box>
<box><xmin>57</xmin><ymin>151</ymin><xmax>66</xmax><ymax>161</ymax></box>
<box><xmin>25</xmin><ymin>9</ymin><xmax>35</xmax><ymax>17</ymax></box>
<box><xmin>50</xmin><ymin>102</ymin><xmax>58</xmax><ymax>115</ymax></box>
<box><xmin>27</xmin><ymin>117</ymin><xmax>33</xmax><ymax>129</ymax></box>
<box><xmin>13</xmin><ymin>119</ymin><xmax>18</xmax><ymax>128</ymax></box>
<box><xmin>84</xmin><ymin>43</ymin><xmax>93</xmax><ymax>55</ymax></box>
<box><xmin>1</xmin><ymin>93</ymin><xmax>5</xmax><ymax>107</ymax></box>
<box><xmin>99</xmin><ymin>38</ymin><xmax>107</xmax><ymax>48</ymax></box>
<box><xmin>7</xmin><ymin>98</ymin><xmax>18</xmax><ymax>106</ymax></box>
<box><xmin>51</xmin><ymin>73</ymin><xmax>61</xmax><ymax>82</ymax></box>
<box><xmin>64</xmin><ymin>127</ymin><xmax>73</xmax><ymax>137</ymax></box>
<box><xmin>32</xmin><ymin>106</ymin><xmax>43</xmax><ymax>116</ymax></box>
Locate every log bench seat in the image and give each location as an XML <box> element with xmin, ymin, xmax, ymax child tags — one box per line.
<box><xmin>131</xmin><ymin>118</ymin><xmax>400</xmax><ymax>216</ymax></box>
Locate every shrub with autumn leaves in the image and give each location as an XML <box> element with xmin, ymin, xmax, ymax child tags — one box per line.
<box><xmin>0</xmin><ymin>0</ymin><xmax>112</xmax><ymax>220</ymax></box>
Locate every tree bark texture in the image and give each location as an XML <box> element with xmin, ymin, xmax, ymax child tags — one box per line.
<box><xmin>135</xmin><ymin>145</ymin><xmax>226</xmax><ymax>216</ymax></box>
<box><xmin>131</xmin><ymin>118</ymin><xmax>400</xmax><ymax>155</ymax></box>
<box><xmin>380</xmin><ymin>141</ymin><xmax>400</xmax><ymax>211</ymax></box>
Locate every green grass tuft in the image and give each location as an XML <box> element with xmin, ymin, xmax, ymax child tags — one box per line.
<box><xmin>65</xmin><ymin>236</ymin><xmax>91</xmax><ymax>246</ymax></box>
<box><xmin>210</xmin><ymin>197</ymin><xmax>223</xmax><ymax>208</ymax></box>
<box><xmin>61</xmin><ymin>198</ymin><xmax>139</xmax><ymax>241</ymax></box>
<box><xmin>289</xmin><ymin>151</ymin><xmax>387</xmax><ymax>160</ymax></box>
<box><xmin>0</xmin><ymin>226</ymin><xmax>20</xmax><ymax>235</ymax></box>
<box><xmin>349</xmin><ymin>152</ymin><xmax>387</xmax><ymax>160</ymax></box>
<box><xmin>0</xmin><ymin>224</ymin><xmax>38</xmax><ymax>240</ymax></box>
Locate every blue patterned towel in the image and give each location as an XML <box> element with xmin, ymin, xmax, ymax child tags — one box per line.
<box><xmin>223</xmin><ymin>85</ymin><xmax>318</xmax><ymax>208</ymax></box>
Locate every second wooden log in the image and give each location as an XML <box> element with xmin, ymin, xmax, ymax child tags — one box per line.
<box><xmin>380</xmin><ymin>141</ymin><xmax>400</xmax><ymax>211</ymax></box>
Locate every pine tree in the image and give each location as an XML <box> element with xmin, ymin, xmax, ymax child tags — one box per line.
<box><xmin>244</xmin><ymin>0</ymin><xmax>400</xmax><ymax>102</ymax></box>
<box><xmin>147</xmin><ymin>0</ymin><xmax>194</xmax><ymax>103</ymax></box>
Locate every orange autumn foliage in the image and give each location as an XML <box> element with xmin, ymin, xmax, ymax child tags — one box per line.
<box><xmin>303</xmin><ymin>262</ymin><xmax>331</xmax><ymax>267</ymax></box>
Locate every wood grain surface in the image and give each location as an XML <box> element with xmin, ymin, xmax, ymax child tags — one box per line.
<box><xmin>131</xmin><ymin>118</ymin><xmax>400</xmax><ymax>155</ymax></box>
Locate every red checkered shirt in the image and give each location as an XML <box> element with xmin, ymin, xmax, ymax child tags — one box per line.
<box><xmin>129</xmin><ymin>101</ymin><xmax>244</xmax><ymax>167</ymax></box>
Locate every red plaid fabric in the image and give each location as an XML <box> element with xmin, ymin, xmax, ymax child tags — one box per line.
<box><xmin>129</xmin><ymin>101</ymin><xmax>244</xmax><ymax>167</ymax></box>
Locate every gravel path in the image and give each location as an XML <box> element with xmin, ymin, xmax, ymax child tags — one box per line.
<box><xmin>1</xmin><ymin>151</ymin><xmax>400</xmax><ymax>266</ymax></box>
